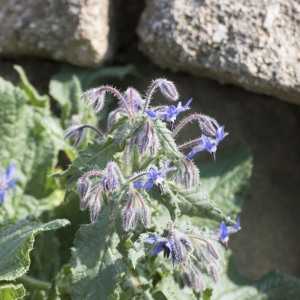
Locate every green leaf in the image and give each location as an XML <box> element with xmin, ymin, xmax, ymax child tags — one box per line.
<box><xmin>14</xmin><ymin>65</ymin><xmax>49</xmax><ymax>108</ymax></box>
<box><xmin>153</xmin><ymin>119</ymin><xmax>182</xmax><ymax>158</ymax></box>
<box><xmin>0</xmin><ymin>283</ymin><xmax>25</xmax><ymax>300</ymax></box>
<box><xmin>49</xmin><ymin>64</ymin><xmax>138</xmax><ymax>132</ymax></box>
<box><xmin>0</xmin><ymin>219</ymin><xmax>70</xmax><ymax>281</ymax></box>
<box><xmin>0</xmin><ymin>72</ymin><xmax>68</xmax><ymax>219</ymax></box>
<box><xmin>169</xmin><ymin>183</ymin><xmax>228</xmax><ymax>223</ymax></box>
<box><xmin>0</xmin><ymin>73</ymin><xmax>67</xmax><ymax>219</ymax></box>
<box><xmin>28</xmin><ymin>230</ymin><xmax>61</xmax><ymax>282</ymax></box>
<box><xmin>57</xmin><ymin>137</ymin><xmax>125</xmax><ymax>187</ymax></box>
<box><xmin>69</xmin><ymin>204</ymin><xmax>126</xmax><ymax>300</ymax></box>
<box><xmin>212</xmin><ymin>253</ymin><xmax>300</xmax><ymax>300</ymax></box>
<box><xmin>201</xmin><ymin>142</ymin><xmax>253</xmax><ymax>217</ymax></box>
<box><xmin>152</xmin><ymin>272</ymin><xmax>197</xmax><ymax>300</ymax></box>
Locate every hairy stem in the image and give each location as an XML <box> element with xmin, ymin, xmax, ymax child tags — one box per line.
<box><xmin>172</xmin><ymin>114</ymin><xmax>204</xmax><ymax>137</ymax></box>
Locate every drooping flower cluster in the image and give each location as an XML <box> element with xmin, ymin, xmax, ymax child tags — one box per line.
<box><xmin>0</xmin><ymin>163</ymin><xmax>18</xmax><ymax>203</ymax></box>
<box><xmin>65</xmin><ymin>78</ymin><xmax>241</xmax><ymax>293</ymax></box>
<box><xmin>146</xmin><ymin>221</ymin><xmax>226</xmax><ymax>291</ymax></box>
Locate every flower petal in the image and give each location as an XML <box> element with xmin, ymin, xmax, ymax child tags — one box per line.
<box><xmin>5</xmin><ymin>163</ymin><xmax>16</xmax><ymax>181</ymax></box>
<box><xmin>183</xmin><ymin>98</ymin><xmax>193</xmax><ymax>110</ymax></box>
<box><xmin>149</xmin><ymin>167</ymin><xmax>159</xmax><ymax>181</ymax></box>
<box><xmin>219</xmin><ymin>221</ymin><xmax>229</xmax><ymax>241</ymax></box>
<box><xmin>215</xmin><ymin>126</ymin><xmax>225</xmax><ymax>142</ymax></box>
<box><xmin>0</xmin><ymin>190</ymin><xmax>5</xmax><ymax>203</ymax></box>
<box><xmin>150</xmin><ymin>243</ymin><xmax>165</xmax><ymax>257</ymax></box>
<box><xmin>133</xmin><ymin>181</ymin><xmax>143</xmax><ymax>188</ymax></box>
<box><xmin>234</xmin><ymin>217</ymin><xmax>240</xmax><ymax>231</ymax></box>
<box><xmin>144</xmin><ymin>179</ymin><xmax>154</xmax><ymax>191</ymax></box>
<box><xmin>146</xmin><ymin>236</ymin><xmax>158</xmax><ymax>244</ymax></box>
<box><xmin>145</xmin><ymin>110</ymin><xmax>158</xmax><ymax>118</ymax></box>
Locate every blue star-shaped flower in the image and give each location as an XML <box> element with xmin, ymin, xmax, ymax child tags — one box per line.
<box><xmin>187</xmin><ymin>126</ymin><xmax>226</xmax><ymax>160</ymax></box>
<box><xmin>146</xmin><ymin>236</ymin><xmax>173</xmax><ymax>259</ymax></box>
<box><xmin>145</xmin><ymin>98</ymin><xmax>192</xmax><ymax>129</ymax></box>
<box><xmin>215</xmin><ymin>217</ymin><xmax>240</xmax><ymax>249</ymax></box>
<box><xmin>134</xmin><ymin>163</ymin><xmax>170</xmax><ymax>194</ymax></box>
<box><xmin>0</xmin><ymin>163</ymin><xmax>18</xmax><ymax>203</ymax></box>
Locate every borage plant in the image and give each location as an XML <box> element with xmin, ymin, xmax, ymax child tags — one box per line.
<box><xmin>63</xmin><ymin>78</ymin><xmax>240</xmax><ymax>299</ymax></box>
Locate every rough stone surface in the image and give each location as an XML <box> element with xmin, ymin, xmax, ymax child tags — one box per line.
<box><xmin>137</xmin><ymin>0</ymin><xmax>300</xmax><ymax>104</ymax></box>
<box><xmin>0</xmin><ymin>0</ymin><xmax>112</xmax><ymax>67</ymax></box>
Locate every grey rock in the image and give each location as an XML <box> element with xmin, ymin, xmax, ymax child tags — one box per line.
<box><xmin>137</xmin><ymin>0</ymin><xmax>300</xmax><ymax>104</ymax></box>
<box><xmin>0</xmin><ymin>0</ymin><xmax>112</xmax><ymax>67</ymax></box>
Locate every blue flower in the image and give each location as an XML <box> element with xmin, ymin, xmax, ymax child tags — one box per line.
<box><xmin>146</xmin><ymin>236</ymin><xmax>173</xmax><ymax>258</ymax></box>
<box><xmin>145</xmin><ymin>98</ymin><xmax>192</xmax><ymax>129</ymax></box>
<box><xmin>0</xmin><ymin>163</ymin><xmax>18</xmax><ymax>203</ymax></box>
<box><xmin>187</xmin><ymin>126</ymin><xmax>226</xmax><ymax>160</ymax></box>
<box><xmin>134</xmin><ymin>163</ymin><xmax>171</xmax><ymax>195</ymax></box>
<box><xmin>215</xmin><ymin>217</ymin><xmax>240</xmax><ymax>248</ymax></box>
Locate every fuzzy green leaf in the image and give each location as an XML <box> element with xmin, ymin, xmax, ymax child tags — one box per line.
<box><xmin>0</xmin><ymin>219</ymin><xmax>70</xmax><ymax>281</ymax></box>
<box><xmin>152</xmin><ymin>119</ymin><xmax>182</xmax><ymax>158</ymax></box>
<box><xmin>212</xmin><ymin>253</ymin><xmax>300</xmax><ymax>300</ymax></box>
<box><xmin>69</xmin><ymin>204</ymin><xmax>126</xmax><ymax>300</ymax></box>
<box><xmin>49</xmin><ymin>64</ymin><xmax>138</xmax><ymax>131</ymax></box>
<box><xmin>0</xmin><ymin>283</ymin><xmax>25</xmax><ymax>300</ymax></box>
<box><xmin>0</xmin><ymin>72</ymin><xmax>66</xmax><ymax>220</ymax></box>
<box><xmin>14</xmin><ymin>65</ymin><xmax>49</xmax><ymax>108</ymax></box>
<box><xmin>169</xmin><ymin>183</ymin><xmax>228</xmax><ymax>223</ymax></box>
<box><xmin>201</xmin><ymin>142</ymin><xmax>253</xmax><ymax>217</ymax></box>
<box><xmin>153</xmin><ymin>272</ymin><xmax>198</xmax><ymax>300</ymax></box>
<box><xmin>57</xmin><ymin>137</ymin><xmax>125</xmax><ymax>187</ymax></box>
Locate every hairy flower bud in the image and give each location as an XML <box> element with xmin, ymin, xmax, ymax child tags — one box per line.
<box><xmin>208</xmin><ymin>263</ymin><xmax>220</xmax><ymax>283</ymax></box>
<box><xmin>167</xmin><ymin>222</ymin><xmax>190</xmax><ymax>265</ymax></box>
<box><xmin>104</xmin><ymin>162</ymin><xmax>122</xmax><ymax>196</ymax></box>
<box><xmin>64</xmin><ymin>125</ymin><xmax>86</xmax><ymax>148</ymax></box>
<box><xmin>187</xmin><ymin>265</ymin><xmax>206</xmax><ymax>292</ymax></box>
<box><xmin>77</xmin><ymin>177</ymin><xmax>90</xmax><ymax>200</ymax></box>
<box><xmin>174</xmin><ymin>157</ymin><xmax>199</xmax><ymax>189</ymax></box>
<box><xmin>82</xmin><ymin>88</ymin><xmax>105</xmax><ymax>113</ymax></box>
<box><xmin>137</xmin><ymin>192</ymin><xmax>151</xmax><ymax>228</ymax></box>
<box><xmin>89</xmin><ymin>191</ymin><xmax>102</xmax><ymax>222</ymax></box>
<box><xmin>121</xmin><ymin>191</ymin><xmax>137</xmax><ymax>231</ymax></box>
<box><xmin>198</xmin><ymin>115</ymin><xmax>220</xmax><ymax>137</ymax></box>
<box><xmin>158</xmin><ymin>79</ymin><xmax>179</xmax><ymax>101</ymax></box>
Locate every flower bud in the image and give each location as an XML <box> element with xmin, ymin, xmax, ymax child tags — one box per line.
<box><xmin>198</xmin><ymin>114</ymin><xmax>220</xmax><ymax>137</ymax></box>
<box><xmin>137</xmin><ymin>193</ymin><xmax>151</xmax><ymax>227</ymax></box>
<box><xmin>64</xmin><ymin>125</ymin><xmax>86</xmax><ymax>148</ymax></box>
<box><xmin>174</xmin><ymin>157</ymin><xmax>199</xmax><ymax>189</ymax></box>
<box><xmin>158</xmin><ymin>79</ymin><xmax>179</xmax><ymax>101</ymax></box>
<box><xmin>208</xmin><ymin>263</ymin><xmax>220</xmax><ymax>283</ymax></box>
<box><xmin>77</xmin><ymin>177</ymin><xmax>90</xmax><ymax>200</ymax></box>
<box><xmin>89</xmin><ymin>193</ymin><xmax>102</xmax><ymax>222</ymax></box>
<box><xmin>121</xmin><ymin>193</ymin><xmax>138</xmax><ymax>231</ymax></box>
<box><xmin>82</xmin><ymin>87</ymin><xmax>105</xmax><ymax>113</ymax></box>
<box><xmin>187</xmin><ymin>265</ymin><xmax>206</xmax><ymax>292</ymax></box>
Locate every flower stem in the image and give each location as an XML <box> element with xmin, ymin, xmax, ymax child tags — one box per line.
<box><xmin>18</xmin><ymin>275</ymin><xmax>69</xmax><ymax>294</ymax></box>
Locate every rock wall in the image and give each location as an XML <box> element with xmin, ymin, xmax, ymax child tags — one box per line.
<box><xmin>0</xmin><ymin>0</ymin><xmax>112</xmax><ymax>67</ymax></box>
<box><xmin>137</xmin><ymin>0</ymin><xmax>300</xmax><ymax>104</ymax></box>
